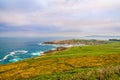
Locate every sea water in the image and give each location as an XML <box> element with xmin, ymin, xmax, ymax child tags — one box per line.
<box><xmin>0</xmin><ymin>37</ymin><xmax>65</xmax><ymax>64</ymax></box>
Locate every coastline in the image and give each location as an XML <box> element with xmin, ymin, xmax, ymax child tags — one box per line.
<box><xmin>40</xmin><ymin>39</ymin><xmax>109</xmax><ymax>55</ymax></box>
<box><xmin>0</xmin><ymin>40</ymin><xmax>120</xmax><ymax>80</ymax></box>
<box><xmin>0</xmin><ymin>39</ymin><xmax>110</xmax><ymax>64</ymax></box>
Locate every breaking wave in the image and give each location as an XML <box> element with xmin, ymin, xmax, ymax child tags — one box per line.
<box><xmin>38</xmin><ymin>43</ymin><xmax>58</xmax><ymax>47</ymax></box>
<box><xmin>31</xmin><ymin>51</ymin><xmax>44</xmax><ymax>56</ymax></box>
<box><xmin>0</xmin><ymin>50</ymin><xmax>28</xmax><ymax>62</ymax></box>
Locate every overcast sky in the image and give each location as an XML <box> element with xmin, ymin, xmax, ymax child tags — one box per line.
<box><xmin>0</xmin><ymin>0</ymin><xmax>120</xmax><ymax>37</ymax></box>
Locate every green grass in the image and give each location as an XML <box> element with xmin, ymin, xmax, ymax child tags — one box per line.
<box><xmin>30</xmin><ymin>64</ymin><xmax>120</xmax><ymax>80</ymax></box>
<box><xmin>45</xmin><ymin>42</ymin><xmax>120</xmax><ymax>58</ymax></box>
<box><xmin>0</xmin><ymin>42</ymin><xmax>120</xmax><ymax>80</ymax></box>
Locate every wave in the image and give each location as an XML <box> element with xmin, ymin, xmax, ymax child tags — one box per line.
<box><xmin>14</xmin><ymin>50</ymin><xmax>28</xmax><ymax>54</ymax></box>
<box><xmin>38</xmin><ymin>43</ymin><xmax>42</xmax><ymax>45</ymax></box>
<box><xmin>51</xmin><ymin>48</ymin><xmax>56</xmax><ymax>50</ymax></box>
<box><xmin>38</xmin><ymin>43</ymin><xmax>58</xmax><ymax>47</ymax></box>
<box><xmin>31</xmin><ymin>51</ymin><xmax>44</xmax><ymax>56</ymax></box>
<box><xmin>0</xmin><ymin>50</ymin><xmax>28</xmax><ymax>62</ymax></box>
<box><xmin>9</xmin><ymin>58</ymin><xmax>22</xmax><ymax>63</ymax></box>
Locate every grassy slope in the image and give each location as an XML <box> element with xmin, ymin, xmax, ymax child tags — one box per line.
<box><xmin>0</xmin><ymin>42</ymin><xmax>120</xmax><ymax>80</ymax></box>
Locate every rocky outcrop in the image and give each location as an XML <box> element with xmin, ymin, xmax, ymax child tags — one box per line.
<box><xmin>43</xmin><ymin>42</ymin><xmax>55</xmax><ymax>44</ymax></box>
<box><xmin>44</xmin><ymin>47</ymin><xmax>67</xmax><ymax>54</ymax></box>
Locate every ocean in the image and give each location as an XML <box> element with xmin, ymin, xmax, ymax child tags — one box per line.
<box><xmin>0</xmin><ymin>37</ymin><xmax>66</xmax><ymax>64</ymax></box>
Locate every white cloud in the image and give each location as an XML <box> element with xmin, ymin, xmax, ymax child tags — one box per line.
<box><xmin>0</xmin><ymin>0</ymin><xmax>120</xmax><ymax>37</ymax></box>
<box><xmin>0</xmin><ymin>11</ymin><xmax>30</xmax><ymax>26</ymax></box>
<box><xmin>0</xmin><ymin>31</ymin><xmax>88</xmax><ymax>37</ymax></box>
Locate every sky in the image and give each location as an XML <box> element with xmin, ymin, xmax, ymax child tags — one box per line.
<box><xmin>0</xmin><ymin>0</ymin><xmax>120</xmax><ymax>37</ymax></box>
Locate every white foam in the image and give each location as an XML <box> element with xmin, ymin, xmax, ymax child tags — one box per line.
<box><xmin>0</xmin><ymin>50</ymin><xmax>28</xmax><ymax>62</ymax></box>
<box><xmin>38</xmin><ymin>43</ymin><xmax>58</xmax><ymax>47</ymax></box>
<box><xmin>9</xmin><ymin>58</ymin><xmax>22</xmax><ymax>63</ymax></box>
<box><xmin>38</xmin><ymin>43</ymin><xmax>42</xmax><ymax>45</ymax></box>
<box><xmin>14</xmin><ymin>50</ymin><xmax>28</xmax><ymax>54</ymax></box>
<box><xmin>51</xmin><ymin>48</ymin><xmax>56</xmax><ymax>50</ymax></box>
<box><xmin>31</xmin><ymin>51</ymin><xmax>44</xmax><ymax>56</ymax></box>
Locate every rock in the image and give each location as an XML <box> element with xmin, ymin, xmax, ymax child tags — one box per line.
<box><xmin>44</xmin><ymin>47</ymin><xmax>67</xmax><ymax>54</ymax></box>
<box><xmin>56</xmin><ymin>47</ymin><xmax>67</xmax><ymax>51</ymax></box>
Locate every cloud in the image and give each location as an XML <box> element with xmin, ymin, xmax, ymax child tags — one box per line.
<box><xmin>0</xmin><ymin>31</ymin><xmax>88</xmax><ymax>38</ymax></box>
<box><xmin>0</xmin><ymin>0</ymin><xmax>120</xmax><ymax>37</ymax></box>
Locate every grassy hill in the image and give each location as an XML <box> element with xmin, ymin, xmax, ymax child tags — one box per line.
<box><xmin>0</xmin><ymin>42</ymin><xmax>120</xmax><ymax>80</ymax></box>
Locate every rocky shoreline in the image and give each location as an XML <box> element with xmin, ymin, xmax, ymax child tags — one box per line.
<box><xmin>41</xmin><ymin>39</ymin><xmax>109</xmax><ymax>55</ymax></box>
<box><xmin>43</xmin><ymin>39</ymin><xmax>109</xmax><ymax>45</ymax></box>
<box><xmin>43</xmin><ymin>47</ymin><xmax>68</xmax><ymax>54</ymax></box>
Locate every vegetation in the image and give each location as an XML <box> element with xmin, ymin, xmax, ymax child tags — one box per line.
<box><xmin>109</xmin><ymin>39</ymin><xmax>120</xmax><ymax>41</ymax></box>
<box><xmin>0</xmin><ymin>42</ymin><xmax>120</xmax><ymax>80</ymax></box>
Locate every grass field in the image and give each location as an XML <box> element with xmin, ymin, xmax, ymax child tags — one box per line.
<box><xmin>0</xmin><ymin>42</ymin><xmax>120</xmax><ymax>80</ymax></box>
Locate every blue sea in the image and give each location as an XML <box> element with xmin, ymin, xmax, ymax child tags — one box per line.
<box><xmin>0</xmin><ymin>37</ymin><xmax>67</xmax><ymax>64</ymax></box>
